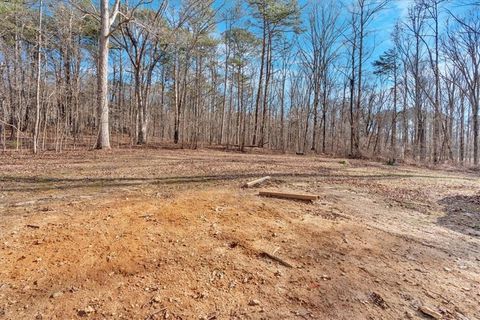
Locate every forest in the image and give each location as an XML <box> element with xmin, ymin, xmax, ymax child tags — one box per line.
<box><xmin>0</xmin><ymin>0</ymin><xmax>479</xmax><ymax>165</ymax></box>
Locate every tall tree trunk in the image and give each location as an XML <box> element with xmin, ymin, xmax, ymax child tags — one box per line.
<box><xmin>321</xmin><ymin>74</ymin><xmax>328</xmax><ymax>153</ymax></box>
<box><xmin>220</xmin><ymin>31</ymin><xmax>230</xmax><ymax>145</ymax></box>
<box><xmin>252</xmin><ymin>19</ymin><xmax>266</xmax><ymax>146</ymax></box>
<box><xmin>349</xmin><ymin>48</ymin><xmax>356</xmax><ymax>157</ymax></box>
<box><xmin>280</xmin><ymin>71</ymin><xmax>286</xmax><ymax>152</ymax></box>
<box><xmin>33</xmin><ymin>0</ymin><xmax>43</xmax><ymax>154</ymax></box>
<box><xmin>432</xmin><ymin>2</ymin><xmax>440</xmax><ymax>164</ymax></box>
<box><xmin>460</xmin><ymin>94</ymin><xmax>465</xmax><ymax>164</ymax></box>
<box><xmin>135</xmin><ymin>68</ymin><xmax>147</xmax><ymax>145</ymax></box>
<box><xmin>390</xmin><ymin>61</ymin><xmax>397</xmax><ymax>164</ymax></box>
<box><xmin>259</xmin><ymin>33</ymin><xmax>272</xmax><ymax>148</ymax></box>
<box><xmin>312</xmin><ymin>73</ymin><xmax>319</xmax><ymax>152</ymax></box>
<box><xmin>353</xmin><ymin>6</ymin><xmax>364</xmax><ymax>158</ymax></box>
<box><xmin>474</xmin><ymin>103</ymin><xmax>479</xmax><ymax>165</ymax></box>
<box><xmin>402</xmin><ymin>64</ymin><xmax>408</xmax><ymax>159</ymax></box>
<box><xmin>95</xmin><ymin>0</ymin><xmax>114</xmax><ymax>149</ymax></box>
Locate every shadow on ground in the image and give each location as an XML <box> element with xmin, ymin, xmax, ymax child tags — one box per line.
<box><xmin>0</xmin><ymin>171</ymin><xmax>473</xmax><ymax>193</ymax></box>
<box><xmin>438</xmin><ymin>194</ymin><xmax>480</xmax><ymax>237</ymax></box>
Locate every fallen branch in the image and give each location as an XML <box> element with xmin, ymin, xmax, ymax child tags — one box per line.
<box><xmin>0</xmin><ymin>119</ymin><xmax>31</xmax><ymax>138</ymax></box>
<box><xmin>418</xmin><ymin>305</ymin><xmax>441</xmax><ymax>319</ymax></box>
<box><xmin>260</xmin><ymin>250</ymin><xmax>293</xmax><ymax>268</ymax></box>
<box><xmin>243</xmin><ymin>176</ymin><xmax>271</xmax><ymax>188</ymax></box>
<box><xmin>259</xmin><ymin>190</ymin><xmax>319</xmax><ymax>201</ymax></box>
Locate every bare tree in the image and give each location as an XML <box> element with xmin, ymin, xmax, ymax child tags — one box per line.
<box><xmin>33</xmin><ymin>0</ymin><xmax>43</xmax><ymax>154</ymax></box>
<box><xmin>350</xmin><ymin>0</ymin><xmax>389</xmax><ymax>158</ymax></box>
<box><xmin>444</xmin><ymin>10</ymin><xmax>480</xmax><ymax>165</ymax></box>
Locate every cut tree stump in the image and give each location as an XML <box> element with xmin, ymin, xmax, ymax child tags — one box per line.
<box><xmin>243</xmin><ymin>176</ymin><xmax>271</xmax><ymax>188</ymax></box>
<box><xmin>259</xmin><ymin>190</ymin><xmax>319</xmax><ymax>201</ymax></box>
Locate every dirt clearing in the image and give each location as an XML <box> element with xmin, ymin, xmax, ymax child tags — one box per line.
<box><xmin>0</xmin><ymin>149</ymin><xmax>479</xmax><ymax>319</ymax></box>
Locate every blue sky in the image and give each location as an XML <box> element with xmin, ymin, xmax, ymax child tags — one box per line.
<box><xmin>212</xmin><ymin>0</ymin><xmax>430</xmax><ymax>57</ymax></box>
<box><xmin>365</xmin><ymin>0</ymin><xmax>471</xmax><ymax>58</ymax></box>
<box><xmin>131</xmin><ymin>0</ymin><xmax>473</xmax><ymax>71</ymax></box>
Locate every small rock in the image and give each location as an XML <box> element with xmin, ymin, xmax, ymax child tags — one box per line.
<box><xmin>85</xmin><ymin>306</ymin><xmax>95</xmax><ymax>313</ymax></box>
<box><xmin>50</xmin><ymin>291</ymin><xmax>63</xmax><ymax>299</ymax></box>
<box><xmin>152</xmin><ymin>295</ymin><xmax>161</xmax><ymax>303</ymax></box>
<box><xmin>78</xmin><ymin>306</ymin><xmax>95</xmax><ymax>317</ymax></box>
<box><xmin>370</xmin><ymin>292</ymin><xmax>387</xmax><ymax>309</ymax></box>
<box><xmin>248</xmin><ymin>299</ymin><xmax>260</xmax><ymax>306</ymax></box>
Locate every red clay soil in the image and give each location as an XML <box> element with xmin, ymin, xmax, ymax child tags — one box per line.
<box><xmin>0</xmin><ymin>149</ymin><xmax>479</xmax><ymax>319</ymax></box>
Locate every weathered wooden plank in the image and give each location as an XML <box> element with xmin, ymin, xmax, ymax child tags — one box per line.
<box><xmin>258</xmin><ymin>190</ymin><xmax>319</xmax><ymax>201</ymax></box>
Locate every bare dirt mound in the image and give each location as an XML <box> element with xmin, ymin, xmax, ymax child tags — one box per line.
<box><xmin>0</xmin><ymin>188</ymin><xmax>477</xmax><ymax>319</ymax></box>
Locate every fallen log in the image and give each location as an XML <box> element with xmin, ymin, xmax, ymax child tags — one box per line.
<box><xmin>259</xmin><ymin>190</ymin><xmax>319</xmax><ymax>201</ymax></box>
<box><xmin>243</xmin><ymin>176</ymin><xmax>271</xmax><ymax>188</ymax></box>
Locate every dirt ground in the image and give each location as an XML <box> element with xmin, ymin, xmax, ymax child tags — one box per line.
<box><xmin>0</xmin><ymin>148</ymin><xmax>479</xmax><ymax>319</ymax></box>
